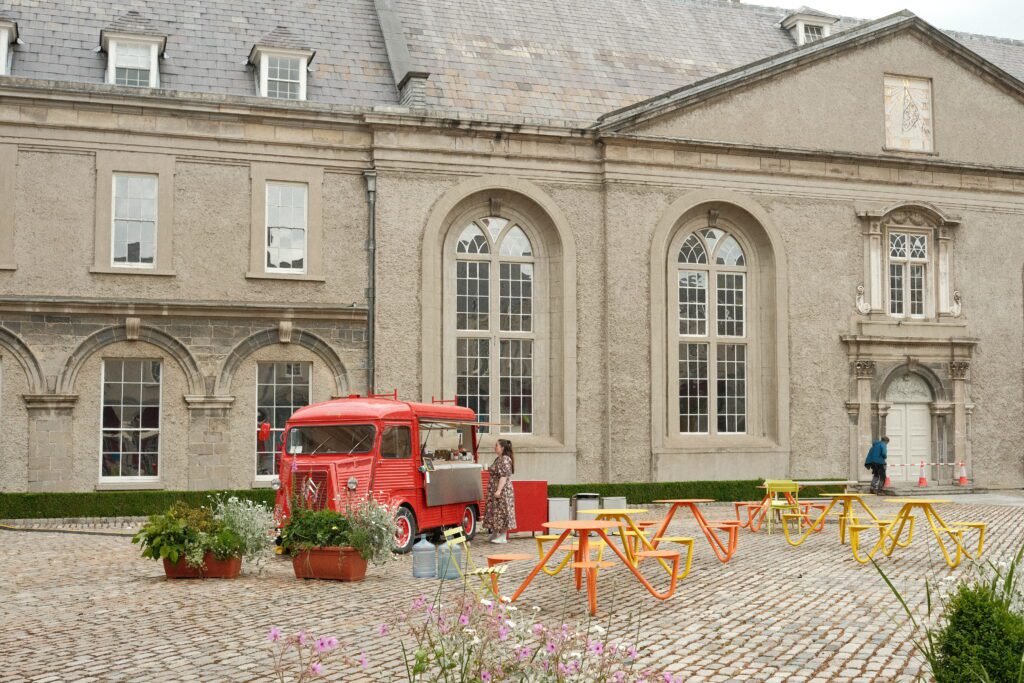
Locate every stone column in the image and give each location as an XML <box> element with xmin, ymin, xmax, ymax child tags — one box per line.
<box><xmin>949</xmin><ymin>362</ymin><xmax>969</xmax><ymax>476</ymax></box>
<box><xmin>867</xmin><ymin>220</ymin><xmax>883</xmax><ymax>311</ymax></box>
<box><xmin>24</xmin><ymin>395</ymin><xmax>79</xmax><ymax>492</ymax></box>
<box><xmin>936</xmin><ymin>226</ymin><xmax>951</xmax><ymax>315</ymax></box>
<box><xmin>854</xmin><ymin>360</ymin><xmax>875</xmax><ymax>481</ymax></box>
<box><xmin>184</xmin><ymin>396</ymin><xmax>235</xmax><ymax>491</ymax></box>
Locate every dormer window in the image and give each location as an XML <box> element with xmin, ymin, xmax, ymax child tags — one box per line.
<box><xmin>0</xmin><ymin>20</ymin><xmax>18</xmax><ymax>76</ymax></box>
<box><xmin>101</xmin><ymin>33</ymin><xmax>164</xmax><ymax>88</ymax></box>
<box><xmin>781</xmin><ymin>7</ymin><xmax>838</xmax><ymax>46</ymax></box>
<box><xmin>802</xmin><ymin>24</ymin><xmax>825</xmax><ymax>43</ymax></box>
<box><xmin>249</xmin><ymin>45</ymin><xmax>314</xmax><ymax>101</ymax></box>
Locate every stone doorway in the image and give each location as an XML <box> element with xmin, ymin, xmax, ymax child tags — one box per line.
<box><xmin>884</xmin><ymin>373</ymin><xmax>935</xmax><ymax>484</ymax></box>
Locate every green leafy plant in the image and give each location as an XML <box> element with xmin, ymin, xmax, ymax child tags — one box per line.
<box><xmin>281</xmin><ymin>494</ymin><xmax>398</xmax><ymax>565</ymax></box>
<box><xmin>875</xmin><ymin>545</ymin><xmax>1024</xmax><ymax>683</ymax></box>
<box><xmin>132</xmin><ymin>498</ymin><xmax>273</xmax><ymax>570</ymax></box>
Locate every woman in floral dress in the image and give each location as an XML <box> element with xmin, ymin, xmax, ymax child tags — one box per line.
<box><xmin>483</xmin><ymin>439</ymin><xmax>517</xmax><ymax>544</ymax></box>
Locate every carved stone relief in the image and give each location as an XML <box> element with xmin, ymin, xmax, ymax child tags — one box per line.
<box><xmin>885</xmin><ymin>373</ymin><xmax>932</xmax><ymax>403</ymax></box>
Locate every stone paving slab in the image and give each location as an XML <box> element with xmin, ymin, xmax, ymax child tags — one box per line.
<box><xmin>3</xmin><ymin>499</ymin><xmax>1023</xmax><ymax>682</ymax></box>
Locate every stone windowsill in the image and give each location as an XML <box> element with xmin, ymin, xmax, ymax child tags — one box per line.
<box><xmin>245</xmin><ymin>271</ymin><xmax>326</xmax><ymax>283</ymax></box>
<box><xmin>95</xmin><ymin>481</ymin><xmax>167</xmax><ymax>491</ymax></box>
<box><xmin>89</xmin><ymin>266</ymin><xmax>177</xmax><ymax>277</ymax></box>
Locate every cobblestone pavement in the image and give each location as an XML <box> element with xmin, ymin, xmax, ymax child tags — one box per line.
<box><xmin>3</xmin><ymin>499</ymin><xmax>1024</xmax><ymax>682</ymax></box>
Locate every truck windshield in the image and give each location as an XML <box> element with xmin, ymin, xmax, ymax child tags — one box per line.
<box><xmin>286</xmin><ymin>425</ymin><xmax>377</xmax><ymax>456</ymax></box>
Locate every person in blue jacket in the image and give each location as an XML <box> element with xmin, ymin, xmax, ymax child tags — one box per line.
<box><xmin>864</xmin><ymin>436</ymin><xmax>890</xmax><ymax>494</ymax></box>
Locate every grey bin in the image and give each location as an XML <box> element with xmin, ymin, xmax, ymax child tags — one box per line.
<box><xmin>570</xmin><ymin>493</ymin><xmax>601</xmax><ymax>520</ymax></box>
<box><xmin>548</xmin><ymin>497</ymin><xmax>571</xmax><ymax>523</ymax></box>
<box><xmin>602</xmin><ymin>496</ymin><xmax>627</xmax><ymax>509</ymax></box>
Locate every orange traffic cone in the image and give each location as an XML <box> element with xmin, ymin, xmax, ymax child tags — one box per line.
<box><xmin>957</xmin><ymin>462</ymin><xmax>969</xmax><ymax>486</ymax></box>
<box><xmin>884</xmin><ymin>473</ymin><xmax>891</xmax><ymax>489</ymax></box>
<box><xmin>917</xmin><ymin>461</ymin><xmax>928</xmax><ymax>488</ymax></box>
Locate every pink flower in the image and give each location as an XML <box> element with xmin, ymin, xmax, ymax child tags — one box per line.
<box><xmin>296</xmin><ymin>631</ymin><xmax>308</xmax><ymax>646</ymax></box>
<box><xmin>378</xmin><ymin>623</ymin><xmax>390</xmax><ymax>637</ymax></box>
<box><xmin>315</xmin><ymin>636</ymin><xmax>338</xmax><ymax>653</ymax></box>
<box><xmin>267</xmin><ymin>627</ymin><xmax>282</xmax><ymax>643</ymax></box>
<box><xmin>627</xmin><ymin>645</ymin><xmax>639</xmax><ymax>660</ymax></box>
<box><xmin>412</xmin><ymin>595</ymin><xmax>427</xmax><ymax>610</ymax></box>
<box><xmin>532</xmin><ymin>623</ymin><xmax>545</xmax><ymax>636</ymax></box>
<box><xmin>589</xmin><ymin>640</ymin><xmax>604</xmax><ymax>655</ymax></box>
<box><xmin>545</xmin><ymin>641</ymin><xmax>557</xmax><ymax>654</ymax></box>
<box><xmin>458</xmin><ymin>614</ymin><xmax>470</xmax><ymax>627</ymax></box>
<box><xmin>309</xmin><ymin>661</ymin><xmax>323</xmax><ymax>676</ymax></box>
<box><xmin>358</xmin><ymin>652</ymin><xmax>369</xmax><ymax>669</ymax></box>
<box><xmin>480</xmin><ymin>672</ymin><xmax>492</xmax><ymax>682</ymax></box>
<box><xmin>614</xmin><ymin>673</ymin><xmax>626</xmax><ymax>683</ymax></box>
<box><xmin>498</xmin><ymin>626</ymin><xmax>510</xmax><ymax>641</ymax></box>
<box><xmin>515</xmin><ymin>646</ymin><xmax>532</xmax><ymax>662</ymax></box>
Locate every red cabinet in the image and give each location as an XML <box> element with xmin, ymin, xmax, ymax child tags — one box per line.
<box><xmin>510</xmin><ymin>480</ymin><xmax>548</xmax><ymax>534</ymax></box>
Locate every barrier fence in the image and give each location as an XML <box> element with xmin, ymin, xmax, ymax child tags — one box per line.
<box><xmin>882</xmin><ymin>461</ymin><xmax>970</xmax><ymax>487</ymax></box>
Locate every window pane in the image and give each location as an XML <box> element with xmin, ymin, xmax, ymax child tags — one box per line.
<box><xmin>889</xmin><ymin>232</ymin><xmax>907</xmax><ymax>259</ymax></box>
<box><xmin>456</xmin><ymin>224</ymin><xmax>489</xmax><ymax>254</ymax></box>
<box><xmin>256</xmin><ymin>361</ymin><xmax>312</xmax><ymax>476</ymax></box>
<box><xmin>112</xmin><ymin>174</ymin><xmax>157</xmax><ymax>267</ymax></box>
<box><xmin>499</xmin><ymin>339</ymin><xmax>533</xmax><ymax>434</ymax></box>
<box><xmin>456</xmin><ymin>260</ymin><xmax>489</xmax><ymax>330</ymax></box>
<box><xmin>678</xmin><ymin>233</ymin><xmax>707</xmax><ymax>264</ymax></box>
<box><xmin>889</xmin><ymin>263</ymin><xmax>905</xmax><ymax>316</ymax></box>
<box><xmin>101</xmin><ymin>358</ymin><xmax>161</xmax><ymax>478</ymax></box>
<box><xmin>266</xmin><ymin>56</ymin><xmax>303</xmax><ymax>100</ymax></box>
<box><xmin>910</xmin><ymin>264</ymin><xmax>925</xmax><ymax>317</ymax></box>
<box><xmin>678</xmin><ymin>270</ymin><xmax>707</xmax><ymax>336</ymax></box>
<box><xmin>716</xmin><ymin>344</ymin><xmax>746</xmax><ymax>434</ymax></box>
<box><xmin>909</xmin><ymin>234</ymin><xmax>927</xmax><ymax>260</ymax></box>
<box><xmin>456</xmin><ymin>338</ymin><xmax>490</xmax><ymax>432</ymax></box>
<box><xmin>716</xmin><ymin>272</ymin><xmax>745</xmax><ymax>337</ymax></box>
<box><xmin>266</xmin><ymin>183</ymin><xmax>307</xmax><ymax>271</ymax></box>
<box><xmin>381</xmin><ymin>426</ymin><xmax>412</xmax><ymax>459</ymax></box>
<box><xmin>679</xmin><ymin>343</ymin><xmax>708</xmax><ymax>434</ymax></box>
<box><xmin>715</xmin><ymin>236</ymin><xmax>745</xmax><ymax>266</ymax></box>
<box><xmin>498</xmin><ymin>226</ymin><xmax>533</xmax><ymax>257</ymax></box>
<box><xmin>500</xmin><ymin>262</ymin><xmax>533</xmax><ymax>332</ymax></box>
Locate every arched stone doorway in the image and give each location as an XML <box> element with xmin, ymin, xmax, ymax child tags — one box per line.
<box><xmin>882</xmin><ymin>373</ymin><xmax>934</xmax><ymax>484</ymax></box>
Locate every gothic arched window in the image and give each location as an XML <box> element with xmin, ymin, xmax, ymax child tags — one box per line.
<box><xmin>453</xmin><ymin>217</ymin><xmax>535</xmax><ymax>433</ymax></box>
<box><xmin>675</xmin><ymin>227</ymin><xmax>748</xmax><ymax>434</ymax></box>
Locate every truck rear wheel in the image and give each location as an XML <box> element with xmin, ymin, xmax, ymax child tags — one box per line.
<box><xmin>394</xmin><ymin>507</ymin><xmax>417</xmax><ymax>554</ymax></box>
<box><xmin>461</xmin><ymin>505</ymin><xmax>478</xmax><ymax>540</ymax></box>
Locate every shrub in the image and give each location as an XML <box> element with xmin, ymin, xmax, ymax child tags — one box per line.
<box><xmin>132</xmin><ymin>497</ymin><xmax>274</xmax><ymax>570</ymax></box>
<box><xmin>876</xmin><ymin>546</ymin><xmax>1024</xmax><ymax>683</ymax></box>
<box><xmin>0</xmin><ymin>489</ymin><xmax>274</xmax><ymax>520</ymax></box>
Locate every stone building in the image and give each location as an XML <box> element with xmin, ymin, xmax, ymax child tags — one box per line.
<box><xmin>0</xmin><ymin>0</ymin><xmax>1022</xmax><ymax>493</ymax></box>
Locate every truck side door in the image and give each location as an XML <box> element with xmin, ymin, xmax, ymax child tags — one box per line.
<box><xmin>375</xmin><ymin>423</ymin><xmax>417</xmax><ymax>499</ymax></box>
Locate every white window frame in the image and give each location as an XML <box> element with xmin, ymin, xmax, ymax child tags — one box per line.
<box><xmin>251</xmin><ymin>47</ymin><xmax>311</xmax><ymax>101</ymax></box>
<box><xmin>255</xmin><ymin>361</ymin><xmax>312</xmax><ymax>481</ymax></box>
<box><xmin>674</xmin><ymin>228</ymin><xmax>749</xmax><ymax>436</ymax></box>
<box><xmin>886</xmin><ymin>229</ymin><xmax>930</xmax><ymax>320</ymax></box>
<box><xmin>103</xmin><ymin>36</ymin><xmax>161</xmax><ymax>88</ymax></box>
<box><xmin>110</xmin><ymin>172</ymin><xmax>158</xmax><ymax>269</ymax></box>
<box><xmin>99</xmin><ymin>358</ymin><xmax>162</xmax><ymax>483</ymax></box>
<box><xmin>264</xmin><ymin>181</ymin><xmax>309</xmax><ymax>275</ymax></box>
<box><xmin>0</xmin><ymin>22</ymin><xmax>16</xmax><ymax>76</ymax></box>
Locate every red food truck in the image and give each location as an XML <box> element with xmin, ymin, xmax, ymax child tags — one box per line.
<box><xmin>272</xmin><ymin>395</ymin><xmax>486</xmax><ymax>552</ymax></box>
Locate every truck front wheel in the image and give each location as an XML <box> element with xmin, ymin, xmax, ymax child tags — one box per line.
<box><xmin>394</xmin><ymin>507</ymin><xmax>417</xmax><ymax>553</ymax></box>
<box><xmin>461</xmin><ymin>505</ymin><xmax>478</xmax><ymax>540</ymax></box>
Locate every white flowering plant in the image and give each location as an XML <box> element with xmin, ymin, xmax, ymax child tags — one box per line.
<box><xmin>384</xmin><ymin>590</ymin><xmax>678</xmax><ymax>682</ymax></box>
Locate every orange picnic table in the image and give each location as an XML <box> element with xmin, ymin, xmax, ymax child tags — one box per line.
<box><xmin>652</xmin><ymin>499</ymin><xmax>740</xmax><ymax>563</ymax></box>
<box><xmin>509</xmin><ymin>519</ymin><xmax>681</xmax><ymax>616</ymax></box>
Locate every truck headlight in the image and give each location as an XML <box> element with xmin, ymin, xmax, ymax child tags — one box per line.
<box><xmin>271</xmin><ymin>477</ymin><xmax>282</xmax><ymax>491</ymax></box>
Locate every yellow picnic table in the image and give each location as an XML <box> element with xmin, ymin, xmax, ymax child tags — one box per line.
<box><xmin>781</xmin><ymin>493</ymin><xmax>885</xmax><ymax>547</ymax></box>
<box><xmin>579</xmin><ymin>508</ymin><xmax>694</xmax><ymax>579</ymax></box>
<box><xmin>847</xmin><ymin>498</ymin><xmax>986</xmax><ymax>568</ymax></box>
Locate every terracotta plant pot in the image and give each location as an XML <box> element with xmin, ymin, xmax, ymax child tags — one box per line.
<box><xmin>291</xmin><ymin>546</ymin><xmax>368</xmax><ymax>582</ymax></box>
<box><xmin>162</xmin><ymin>552</ymin><xmax>242</xmax><ymax>579</ymax></box>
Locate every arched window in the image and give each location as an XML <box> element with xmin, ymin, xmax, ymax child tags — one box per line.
<box><xmin>675</xmin><ymin>227</ymin><xmax>748</xmax><ymax>434</ymax></box>
<box><xmin>453</xmin><ymin>216</ymin><xmax>535</xmax><ymax>433</ymax></box>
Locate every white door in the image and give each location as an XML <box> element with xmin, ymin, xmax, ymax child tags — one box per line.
<box><xmin>887</xmin><ymin>404</ymin><xmax>932</xmax><ymax>483</ymax></box>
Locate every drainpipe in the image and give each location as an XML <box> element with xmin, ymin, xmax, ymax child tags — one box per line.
<box><xmin>363</xmin><ymin>169</ymin><xmax>378</xmax><ymax>394</ymax></box>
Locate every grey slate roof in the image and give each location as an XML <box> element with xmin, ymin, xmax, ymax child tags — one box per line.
<box><xmin>1</xmin><ymin>0</ymin><xmax>1023</xmax><ymax>125</ymax></box>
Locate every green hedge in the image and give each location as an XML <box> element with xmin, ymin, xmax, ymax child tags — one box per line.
<box><xmin>548</xmin><ymin>480</ymin><xmax>847</xmax><ymax>505</ymax></box>
<box><xmin>0</xmin><ymin>489</ymin><xmax>275</xmax><ymax>520</ymax></box>
<box><xmin>0</xmin><ymin>480</ymin><xmax>849</xmax><ymax>520</ymax></box>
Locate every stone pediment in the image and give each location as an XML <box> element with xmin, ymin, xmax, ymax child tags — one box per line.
<box><xmin>595</xmin><ymin>12</ymin><xmax>1024</xmax><ymax>170</ymax></box>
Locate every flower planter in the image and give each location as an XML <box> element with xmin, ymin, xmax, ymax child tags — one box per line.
<box><xmin>162</xmin><ymin>552</ymin><xmax>242</xmax><ymax>579</ymax></box>
<box><xmin>291</xmin><ymin>546</ymin><xmax>367</xmax><ymax>582</ymax></box>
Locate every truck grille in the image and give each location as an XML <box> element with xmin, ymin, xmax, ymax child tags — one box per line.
<box><xmin>292</xmin><ymin>467</ymin><xmax>331</xmax><ymax>511</ymax></box>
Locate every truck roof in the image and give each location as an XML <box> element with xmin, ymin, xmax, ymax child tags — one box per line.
<box><xmin>287</xmin><ymin>396</ymin><xmax>476</xmax><ymax>424</ymax></box>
